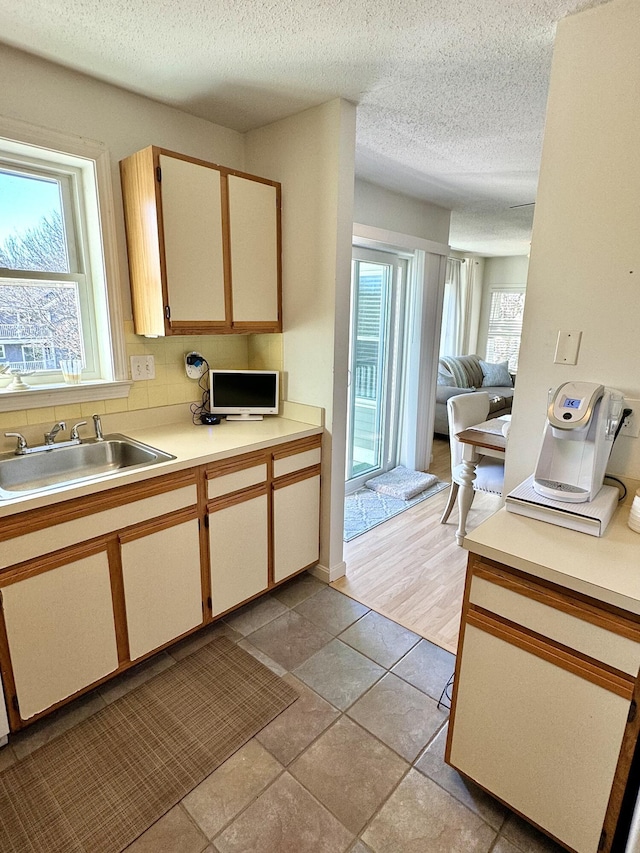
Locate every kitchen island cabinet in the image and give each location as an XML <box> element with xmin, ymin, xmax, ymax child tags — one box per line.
<box><xmin>446</xmin><ymin>508</ymin><xmax>640</xmax><ymax>853</ymax></box>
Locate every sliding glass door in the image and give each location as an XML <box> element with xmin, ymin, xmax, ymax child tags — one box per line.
<box><xmin>346</xmin><ymin>248</ymin><xmax>405</xmax><ymax>490</ymax></box>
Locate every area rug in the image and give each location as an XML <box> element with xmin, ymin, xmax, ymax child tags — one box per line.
<box><xmin>0</xmin><ymin>637</ymin><xmax>298</xmax><ymax>853</ymax></box>
<box><xmin>344</xmin><ymin>477</ymin><xmax>449</xmax><ymax>541</ymax></box>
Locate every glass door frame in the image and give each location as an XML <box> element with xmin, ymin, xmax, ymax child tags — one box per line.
<box><xmin>345</xmin><ymin>246</ymin><xmax>407</xmax><ymax>493</ymax></box>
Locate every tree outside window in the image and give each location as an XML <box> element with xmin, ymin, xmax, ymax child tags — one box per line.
<box><xmin>0</xmin><ymin>166</ymin><xmax>85</xmax><ymax>375</ymax></box>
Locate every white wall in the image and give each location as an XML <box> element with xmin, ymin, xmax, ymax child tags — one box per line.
<box><xmin>245</xmin><ymin>99</ymin><xmax>357</xmax><ymax>580</ymax></box>
<box><xmin>0</xmin><ymin>44</ymin><xmax>244</xmax><ymax>321</ymax></box>
<box><xmin>354</xmin><ymin>179</ymin><xmax>450</xmax><ymax>244</ymax></box>
<box><xmin>505</xmin><ymin>0</ymin><xmax>640</xmax><ymax>494</ymax></box>
<box><xmin>476</xmin><ymin>255</ymin><xmax>528</xmax><ymax>357</ymax></box>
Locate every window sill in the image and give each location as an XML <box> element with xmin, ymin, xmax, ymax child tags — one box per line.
<box><xmin>0</xmin><ymin>380</ymin><xmax>133</xmax><ymax>413</ymax></box>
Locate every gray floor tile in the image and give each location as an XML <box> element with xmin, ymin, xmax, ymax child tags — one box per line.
<box><xmin>492</xmin><ymin>839</ymin><xmax>525</xmax><ymax>853</ymax></box>
<box><xmin>347</xmin><ymin>672</ymin><xmax>447</xmax><ymax>761</ymax></box>
<box><xmin>349</xmin><ymin>842</ymin><xmax>374</xmax><ymax>853</ymax></box>
<box><xmin>293</xmin><ymin>638</ymin><xmax>385</xmax><ymax>710</ymax></box>
<box><xmin>414</xmin><ymin>726</ymin><xmax>507</xmax><ymax>830</ymax></box>
<box><xmin>0</xmin><ymin>744</ymin><xmax>17</xmax><ymax>772</ymax></box>
<box><xmin>214</xmin><ymin>772</ymin><xmax>353</xmax><ymax>853</ymax></box>
<box><xmin>499</xmin><ymin>813</ymin><xmax>567</xmax><ymax>852</ymax></box>
<box><xmin>339</xmin><ymin>610</ymin><xmax>420</xmax><ymax>668</ymax></box>
<box><xmin>391</xmin><ymin>639</ymin><xmax>455</xmax><ymax>701</ymax></box>
<box><xmin>124</xmin><ymin>804</ymin><xmax>209</xmax><ymax>852</ymax></box>
<box><xmin>290</xmin><ymin>716</ymin><xmax>408</xmax><ymax>834</ymax></box>
<box><xmin>222</xmin><ymin>595</ymin><xmax>289</xmax><ymax>636</ymax></box>
<box><xmin>295</xmin><ymin>586</ymin><xmax>369</xmax><ymax>635</ymax></box>
<box><xmin>236</xmin><ymin>638</ymin><xmax>288</xmax><ymax>676</ymax></box>
<box><xmin>362</xmin><ymin>769</ymin><xmax>497</xmax><ymax>853</ymax></box>
<box><xmin>182</xmin><ymin>740</ymin><xmax>283</xmax><ymax>839</ymax></box>
<box><xmin>246</xmin><ymin>609</ymin><xmax>333</xmax><ymax>670</ymax></box>
<box><xmin>256</xmin><ymin>674</ymin><xmax>340</xmax><ymax>764</ymax></box>
<box><xmin>271</xmin><ymin>573</ymin><xmax>326</xmax><ymax>607</ymax></box>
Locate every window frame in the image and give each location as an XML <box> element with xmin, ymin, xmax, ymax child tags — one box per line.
<box><xmin>0</xmin><ymin>116</ymin><xmax>129</xmax><ymax>411</ymax></box>
<box><xmin>484</xmin><ymin>286</ymin><xmax>526</xmax><ymax>373</ymax></box>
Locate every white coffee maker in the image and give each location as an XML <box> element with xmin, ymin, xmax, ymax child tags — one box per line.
<box><xmin>533</xmin><ymin>381</ymin><xmax>624</xmax><ymax>503</ymax></box>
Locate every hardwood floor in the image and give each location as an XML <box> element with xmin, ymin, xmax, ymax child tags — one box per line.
<box><xmin>331</xmin><ymin>437</ymin><xmax>502</xmax><ymax>654</ymax></box>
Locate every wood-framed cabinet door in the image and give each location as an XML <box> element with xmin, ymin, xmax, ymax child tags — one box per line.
<box><xmin>227</xmin><ymin>173</ymin><xmax>281</xmax><ymax>332</ymax></box>
<box><xmin>0</xmin><ymin>545</ymin><xmax>119</xmax><ymax>722</ymax></box>
<box><xmin>120</xmin><ymin>509</ymin><xmax>204</xmax><ymax>661</ymax></box>
<box><xmin>208</xmin><ymin>487</ymin><xmax>269</xmax><ymax>617</ymax></box>
<box><xmin>159</xmin><ymin>152</ymin><xmax>228</xmax><ymax>334</ymax></box>
<box><xmin>448</xmin><ymin>611</ymin><xmax>632</xmax><ymax>853</ymax></box>
<box><xmin>273</xmin><ymin>470</ymin><xmax>321</xmax><ymax>584</ymax></box>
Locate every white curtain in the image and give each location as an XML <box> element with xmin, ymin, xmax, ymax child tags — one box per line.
<box><xmin>439</xmin><ymin>257</ymin><xmax>480</xmax><ymax>357</ymax></box>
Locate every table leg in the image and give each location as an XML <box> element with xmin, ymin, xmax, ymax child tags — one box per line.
<box><xmin>455</xmin><ymin>449</ymin><xmax>477</xmax><ymax>546</ymax></box>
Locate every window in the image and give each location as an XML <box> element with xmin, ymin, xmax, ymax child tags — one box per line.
<box><xmin>0</xmin><ymin>119</ymin><xmax>127</xmax><ymax>408</ymax></box>
<box><xmin>485</xmin><ymin>289</ymin><xmax>525</xmax><ymax>371</ymax></box>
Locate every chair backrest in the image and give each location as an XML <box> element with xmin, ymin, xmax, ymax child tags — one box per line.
<box><xmin>447</xmin><ymin>391</ymin><xmax>491</xmax><ymax>470</ymax></box>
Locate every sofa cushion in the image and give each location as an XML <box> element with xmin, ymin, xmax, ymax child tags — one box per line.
<box><xmin>439</xmin><ymin>354</ymin><xmax>484</xmax><ymax>389</ymax></box>
<box><xmin>435</xmin><ymin>386</ymin><xmax>475</xmax><ymax>404</ymax></box>
<box><xmin>480</xmin><ymin>359</ymin><xmax>513</xmax><ymax>387</ymax></box>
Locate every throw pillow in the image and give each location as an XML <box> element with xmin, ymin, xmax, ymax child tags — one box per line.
<box><xmin>479</xmin><ymin>359</ymin><xmax>512</xmax><ymax>387</ymax></box>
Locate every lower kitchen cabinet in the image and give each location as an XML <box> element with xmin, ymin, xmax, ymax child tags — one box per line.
<box><xmin>208</xmin><ymin>491</ymin><xmax>269</xmax><ymax>616</ymax></box>
<box><xmin>273</xmin><ymin>472</ymin><xmax>320</xmax><ymax>583</ymax></box>
<box><xmin>447</xmin><ymin>554</ymin><xmax>640</xmax><ymax>853</ymax></box>
<box><xmin>120</xmin><ymin>511</ymin><xmax>203</xmax><ymax>660</ymax></box>
<box><xmin>1</xmin><ymin>546</ymin><xmax>119</xmax><ymax>721</ymax></box>
<box><xmin>0</xmin><ymin>432</ymin><xmax>322</xmax><ymax>731</ymax></box>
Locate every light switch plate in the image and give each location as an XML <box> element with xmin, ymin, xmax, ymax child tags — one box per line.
<box><xmin>554</xmin><ymin>330</ymin><xmax>582</xmax><ymax>365</ymax></box>
<box><xmin>130</xmin><ymin>355</ymin><xmax>155</xmax><ymax>381</ymax></box>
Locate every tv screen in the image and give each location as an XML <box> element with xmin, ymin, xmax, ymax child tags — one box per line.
<box><xmin>209</xmin><ymin>370</ymin><xmax>279</xmax><ymax>420</ymax></box>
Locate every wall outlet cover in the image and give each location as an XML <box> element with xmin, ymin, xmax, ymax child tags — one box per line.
<box><xmin>185</xmin><ymin>351</ymin><xmax>207</xmax><ymax>380</ymax></box>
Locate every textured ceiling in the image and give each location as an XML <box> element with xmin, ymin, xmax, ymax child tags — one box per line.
<box><xmin>0</xmin><ymin>0</ymin><xmax>610</xmax><ymax>255</ymax></box>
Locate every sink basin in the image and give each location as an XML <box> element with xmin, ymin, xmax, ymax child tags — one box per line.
<box><xmin>0</xmin><ymin>434</ymin><xmax>176</xmax><ymax>499</ymax></box>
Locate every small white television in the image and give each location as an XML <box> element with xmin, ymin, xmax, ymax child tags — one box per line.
<box><xmin>209</xmin><ymin>370</ymin><xmax>279</xmax><ymax>420</ymax></box>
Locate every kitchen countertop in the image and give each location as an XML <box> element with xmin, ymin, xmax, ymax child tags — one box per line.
<box><xmin>0</xmin><ymin>416</ymin><xmax>323</xmax><ymax>518</ymax></box>
<box><xmin>464</xmin><ymin>506</ymin><xmax>640</xmax><ymax>615</ymax></box>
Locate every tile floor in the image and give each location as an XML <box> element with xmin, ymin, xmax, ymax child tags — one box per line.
<box><xmin>0</xmin><ymin>573</ymin><xmax>565</xmax><ymax>853</ymax></box>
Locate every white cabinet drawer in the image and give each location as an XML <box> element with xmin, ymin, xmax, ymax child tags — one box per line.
<box><xmin>470</xmin><ymin>573</ymin><xmax>640</xmax><ymax>677</ymax></box>
<box><xmin>207</xmin><ymin>464</ymin><xmax>267</xmax><ymax>499</ymax></box>
<box><xmin>273</xmin><ymin>448</ymin><xmax>321</xmax><ymax>478</ymax></box>
<box><xmin>1</xmin><ymin>485</ymin><xmax>198</xmax><ymax>570</ymax></box>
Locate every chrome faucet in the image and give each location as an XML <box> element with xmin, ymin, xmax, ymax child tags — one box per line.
<box><xmin>44</xmin><ymin>421</ymin><xmax>66</xmax><ymax>446</ymax></box>
<box><xmin>92</xmin><ymin>413</ymin><xmax>104</xmax><ymax>441</ymax></box>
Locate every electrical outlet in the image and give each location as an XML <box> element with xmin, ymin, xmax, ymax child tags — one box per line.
<box><xmin>130</xmin><ymin>355</ymin><xmax>155</xmax><ymax>381</ymax></box>
<box><xmin>621</xmin><ymin>401</ymin><xmax>640</xmax><ymax>438</ymax></box>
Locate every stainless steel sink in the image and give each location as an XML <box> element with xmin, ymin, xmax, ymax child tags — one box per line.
<box><xmin>0</xmin><ymin>434</ymin><xmax>176</xmax><ymax>499</ymax></box>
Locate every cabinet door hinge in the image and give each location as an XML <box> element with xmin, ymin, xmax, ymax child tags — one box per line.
<box><xmin>0</xmin><ymin>589</ymin><xmax>3</xmax><ymax>608</ymax></box>
<box><xmin>164</xmin><ymin>305</ymin><xmax>171</xmax><ymax>320</ymax></box>
<box><xmin>207</xmin><ymin>596</ymin><xmax>212</xmax><ymax>609</ymax></box>
<box><xmin>11</xmin><ymin>695</ymin><xmax>19</xmax><ymax>714</ymax></box>
<box><xmin>156</xmin><ymin>165</ymin><xmax>162</xmax><ymax>183</ymax></box>
<box><xmin>204</xmin><ymin>515</ymin><xmax>209</xmax><ymax>529</ymax></box>
<box><xmin>598</xmin><ymin>828</ymin><xmax>606</xmax><ymax>850</ymax></box>
<box><xmin>628</xmin><ymin>700</ymin><xmax>637</xmax><ymax>724</ymax></box>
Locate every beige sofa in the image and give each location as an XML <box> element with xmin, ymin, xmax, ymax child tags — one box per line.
<box><xmin>434</xmin><ymin>354</ymin><xmax>515</xmax><ymax>436</ymax></box>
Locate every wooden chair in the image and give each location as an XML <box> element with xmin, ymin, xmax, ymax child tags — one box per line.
<box><xmin>440</xmin><ymin>391</ymin><xmax>505</xmax><ymax>524</ymax></box>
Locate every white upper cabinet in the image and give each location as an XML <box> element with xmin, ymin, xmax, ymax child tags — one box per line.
<box><xmin>120</xmin><ymin>146</ymin><xmax>282</xmax><ymax>336</ymax></box>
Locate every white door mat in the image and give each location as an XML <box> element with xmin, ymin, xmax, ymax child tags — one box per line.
<box><xmin>365</xmin><ymin>466</ymin><xmax>438</xmax><ymax>501</ymax></box>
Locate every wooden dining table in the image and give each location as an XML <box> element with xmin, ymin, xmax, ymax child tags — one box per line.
<box><xmin>454</xmin><ymin>417</ymin><xmax>508</xmax><ymax>545</ymax></box>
